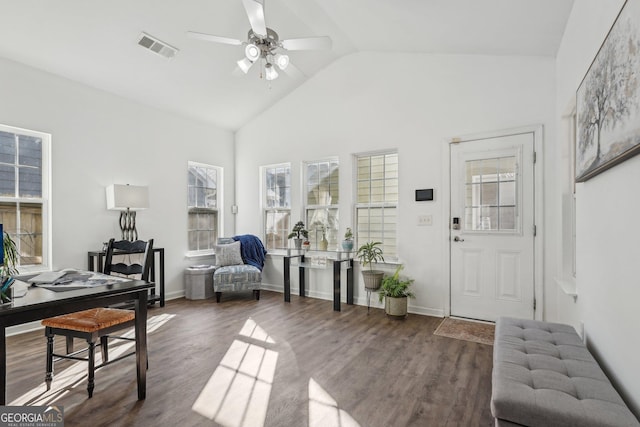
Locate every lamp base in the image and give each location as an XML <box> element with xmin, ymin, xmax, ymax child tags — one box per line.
<box><xmin>119</xmin><ymin>209</ymin><xmax>138</xmax><ymax>241</ymax></box>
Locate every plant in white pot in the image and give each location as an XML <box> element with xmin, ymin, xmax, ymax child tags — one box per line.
<box><xmin>356</xmin><ymin>241</ymin><xmax>385</xmax><ymax>290</ymax></box>
<box><xmin>288</xmin><ymin>221</ymin><xmax>309</xmax><ymax>250</ymax></box>
<box><xmin>378</xmin><ymin>265</ymin><xmax>415</xmax><ymax>318</ymax></box>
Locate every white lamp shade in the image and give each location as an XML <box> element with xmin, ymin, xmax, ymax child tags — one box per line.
<box><xmin>265</xmin><ymin>64</ymin><xmax>278</xmax><ymax>81</ymax></box>
<box><xmin>106</xmin><ymin>184</ymin><xmax>149</xmax><ymax>211</ymax></box>
<box><xmin>237</xmin><ymin>57</ymin><xmax>254</xmax><ymax>74</ymax></box>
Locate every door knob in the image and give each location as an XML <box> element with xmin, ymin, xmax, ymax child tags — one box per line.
<box><xmin>453</xmin><ymin>236</ymin><xmax>464</xmax><ymax>242</ymax></box>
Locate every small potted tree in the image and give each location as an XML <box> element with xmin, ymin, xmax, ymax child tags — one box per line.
<box><xmin>378</xmin><ymin>265</ymin><xmax>415</xmax><ymax>318</ymax></box>
<box><xmin>288</xmin><ymin>221</ymin><xmax>309</xmax><ymax>250</ymax></box>
<box><xmin>1</xmin><ymin>232</ymin><xmax>19</xmax><ymax>304</ymax></box>
<box><xmin>341</xmin><ymin>227</ymin><xmax>354</xmax><ymax>251</ymax></box>
<box><xmin>356</xmin><ymin>241</ymin><xmax>384</xmax><ymax>290</ymax></box>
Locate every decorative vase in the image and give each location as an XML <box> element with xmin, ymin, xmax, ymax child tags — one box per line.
<box><xmin>341</xmin><ymin>239</ymin><xmax>354</xmax><ymax>251</ymax></box>
<box><xmin>319</xmin><ymin>233</ymin><xmax>328</xmax><ymax>251</ymax></box>
<box><xmin>385</xmin><ymin>296</ymin><xmax>408</xmax><ymax>318</ymax></box>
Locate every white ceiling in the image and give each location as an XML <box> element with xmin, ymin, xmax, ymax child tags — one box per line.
<box><xmin>0</xmin><ymin>0</ymin><xmax>574</xmax><ymax>131</ymax></box>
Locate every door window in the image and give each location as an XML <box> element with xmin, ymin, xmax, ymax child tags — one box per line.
<box><xmin>464</xmin><ymin>156</ymin><xmax>517</xmax><ymax>232</ymax></box>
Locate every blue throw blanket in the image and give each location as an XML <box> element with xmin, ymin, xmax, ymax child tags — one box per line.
<box><xmin>233</xmin><ymin>234</ymin><xmax>267</xmax><ymax>271</ymax></box>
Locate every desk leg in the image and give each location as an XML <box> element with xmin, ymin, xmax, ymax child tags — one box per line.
<box><xmin>299</xmin><ymin>255</ymin><xmax>306</xmax><ymax>298</ymax></box>
<box><xmin>283</xmin><ymin>257</ymin><xmax>291</xmax><ymax>303</ymax></box>
<box><xmin>135</xmin><ymin>291</ymin><xmax>148</xmax><ymax>400</ymax></box>
<box><xmin>1</xmin><ymin>325</ymin><xmax>5</xmax><ymax>405</ymax></box>
<box><xmin>333</xmin><ymin>260</ymin><xmax>341</xmax><ymax>311</ymax></box>
<box><xmin>347</xmin><ymin>259</ymin><xmax>354</xmax><ymax>305</ymax></box>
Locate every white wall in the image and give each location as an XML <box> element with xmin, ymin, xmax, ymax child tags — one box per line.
<box><xmin>555</xmin><ymin>0</ymin><xmax>640</xmax><ymax>415</ymax></box>
<box><xmin>236</xmin><ymin>51</ymin><xmax>557</xmax><ymax>316</ymax></box>
<box><xmin>0</xmin><ymin>57</ymin><xmax>235</xmax><ymax>304</ymax></box>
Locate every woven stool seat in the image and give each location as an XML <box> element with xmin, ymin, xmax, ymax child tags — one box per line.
<box><xmin>42</xmin><ymin>308</ymin><xmax>135</xmax><ymax>333</ymax></box>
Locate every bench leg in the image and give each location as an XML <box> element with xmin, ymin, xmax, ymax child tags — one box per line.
<box><xmin>254</xmin><ymin>290</ymin><xmax>260</xmax><ymax>301</ymax></box>
<box><xmin>215</xmin><ymin>292</ymin><xmax>222</xmax><ymax>303</ymax></box>
<box><xmin>100</xmin><ymin>336</ymin><xmax>109</xmax><ymax>363</ymax></box>
<box><xmin>87</xmin><ymin>340</ymin><xmax>96</xmax><ymax>398</ymax></box>
<box><xmin>45</xmin><ymin>328</ymin><xmax>54</xmax><ymax>391</ymax></box>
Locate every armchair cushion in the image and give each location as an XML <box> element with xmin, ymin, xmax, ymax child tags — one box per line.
<box><xmin>214</xmin><ymin>241</ymin><xmax>243</xmax><ymax>267</ymax></box>
<box><xmin>213</xmin><ymin>265</ymin><xmax>261</xmax><ymax>292</ymax></box>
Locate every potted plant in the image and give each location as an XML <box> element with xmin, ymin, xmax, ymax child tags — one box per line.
<box><xmin>288</xmin><ymin>221</ymin><xmax>309</xmax><ymax>250</ymax></box>
<box><xmin>1</xmin><ymin>232</ymin><xmax>19</xmax><ymax>303</ymax></box>
<box><xmin>356</xmin><ymin>241</ymin><xmax>385</xmax><ymax>290</ymax></box>
<box><xmin>341</xmin><ymin>227</ymin><xmax>354</xmax><ymax>251</ymax></box>
<box><xmin>378</xmin><ymin>265</ymin><xmax>415</xmax><ymax>318</ymax></box>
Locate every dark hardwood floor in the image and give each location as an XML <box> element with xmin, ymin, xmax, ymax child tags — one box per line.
<box><xmin>6</xmin><ymin>291</ymin><xmax>494</xmax><ymax>426</ymax></box>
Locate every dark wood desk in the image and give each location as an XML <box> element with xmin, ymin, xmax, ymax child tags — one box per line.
<box><xmin>88</xmin><ymin>247</ymin><xmax>165</xmax><ymax>307</ymax></box>
<box><xmin>283</xmin><ymin>250</ymin><xmax>354</xmax><ymax>311</ymax></box>
<box><xmin>0</xmin><ymin>279</ymin><xmax>153</xmax><ymax>405</ymax></box>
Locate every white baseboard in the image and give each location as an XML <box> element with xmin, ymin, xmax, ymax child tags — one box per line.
<box><xmin>261</xmin><ymin>282</ymin><xmax>444</xmax><ymax>318</ymax></box>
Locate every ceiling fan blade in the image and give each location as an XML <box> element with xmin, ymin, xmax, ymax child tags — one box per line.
<box><xmin>242</xmin><ymin>0</ymin><xmax>267</xmax><ymax>38</ymax></box>
<box><xmin>281</xmin><ymin>36</ymin><xmax>332</xmax><ymax>51</ymax></box>
<box><xmin>187</xmin><ymin>31</ymin><xmax>243</xmax><ymax>46</ymax></box>
<box><xmin>282</xmin><ymin>61</ymin><xmax>305</xmax><ymax>79</ymax></box>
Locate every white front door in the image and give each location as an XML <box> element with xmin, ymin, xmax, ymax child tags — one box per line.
<box><xmin>450</xmin><ymin>132</ymin><xmax>535</xmax><ymax>321</ymax></box>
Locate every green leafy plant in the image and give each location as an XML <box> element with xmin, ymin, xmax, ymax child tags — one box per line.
<box><xmin>344</xmin><ymin>227</ymin><xmax>353</xmax><ymax>240</ymax></box>
<box><xmin>1</xmin><ymin>232</ymin><xmax>19</xmax><ymax>277</ymax></box>
<box><xmin>378</xmin><ymin>265</ymin><xmax>415</xmax><ymax>302</ymax></box>
<box><xmin>288</xmin><ymin>221</ymin><xmax>309</xmax><ymax>240</ymax></box>
<box><xmin>356</xmin><ymin>241</ymin><xmax>384</xmax><ymax>271</ymax></box>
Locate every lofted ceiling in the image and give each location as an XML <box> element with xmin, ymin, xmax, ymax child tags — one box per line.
<box><xmin>0</xmin><ymin>0</ymin><xmax>574</xmax><ymax>131</ymax></box>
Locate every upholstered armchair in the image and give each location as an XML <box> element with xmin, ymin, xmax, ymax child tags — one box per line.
<box><xmin>213</xmin><ymin>235</ymin><xmax>267</xmax><ymax>303</ymax></box>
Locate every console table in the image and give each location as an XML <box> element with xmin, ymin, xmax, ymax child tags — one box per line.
<box><xmin>283</xmin><ymin>250</ymin><xmax>354</xmax><ymax>311</ymax></box>
<box><xmin>87</xmin><ymin>247</ymin><xmax>165</xmax><ymax>307</ymax></box>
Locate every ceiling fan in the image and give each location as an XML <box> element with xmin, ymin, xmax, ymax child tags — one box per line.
<box><xmin>187</xmin><ymin>0</ymin><xmax>332</xmax><ymax>81</ymax></box>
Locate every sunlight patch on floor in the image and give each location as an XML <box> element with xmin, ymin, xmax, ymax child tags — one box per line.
<box><xmin>308</xmin><ymin>378</ymin><xmax>361</xmax><ymax>427</ymax></box>
<box><xmin>9</xmin><ymin>313</ymin><xmax>176</xmax><ymax>406</ymax></box>
<box><xmin>239</xmin><ymin>318</ymin><xmax>275</xmax><ymax>344</ymax></box>
<box><xmin>192</xmin><ymin>318</ymin><xmax>278</xmax><ymax>427</ymax></box>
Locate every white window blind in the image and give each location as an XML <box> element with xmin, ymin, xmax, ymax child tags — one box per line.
<box><xmin>355</xmin><ymin>152</ymin><xmax>398</xmax><ymax>258</ymax></box>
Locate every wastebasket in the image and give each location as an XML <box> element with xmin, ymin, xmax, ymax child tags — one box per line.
<box><xmin>184</xmin><ymin>265</ymin><xmax>216</xmax><ymax>300</ymax></box>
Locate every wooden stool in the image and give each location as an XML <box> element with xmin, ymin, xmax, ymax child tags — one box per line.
<box><xmin>41</xmin><ymin>308</ymin><xmax>136</xmax><ymax>398</ymax></box>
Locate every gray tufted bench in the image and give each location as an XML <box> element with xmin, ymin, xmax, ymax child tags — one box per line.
<box><xmin>491</xmin><ymin>317</ymin><xmax>639</xmax><ymax>427</ymax></box>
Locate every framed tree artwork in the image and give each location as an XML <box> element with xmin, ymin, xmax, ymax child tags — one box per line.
<box><xmin>576</xmin><ymin>0</ymin><xmax>640</xmax><ymax>182</ymax></box>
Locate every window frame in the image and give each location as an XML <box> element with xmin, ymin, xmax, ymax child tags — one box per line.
<box><xmin>354</xmin><ymin>150</ymin><xmax>398</xmax><ymax>260</ymax></box>
<box><xmin>303</xmin><ymin>157</ymin><xmax>339</xmax><ymax>250</ymax></box>
<box><xmin>0</xmin><ymin>123</ymin><xmax>51</xmax><ymax>273</ymax></box>
<box><xmin>186</xmin><ymin>161</ymin><xmax>222</xmax><ymax>257</ymax></box>
<box><xmin>261</xmin><ymin>162</ymin><xmax>291</xmax><ymax>252</ymax></box>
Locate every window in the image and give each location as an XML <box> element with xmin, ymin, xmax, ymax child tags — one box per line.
<box><xmin>464</xmin><ymin>157</ymin><xmax>517</xmax><ymax>232</ymax></box>
<box><xmin>304</xmin><ymin>159</ymin><xmax>339</xmax><ymax>250</ymax></box>
<box><xmin>262</xmin><ymin>163</ymin><xmax>291</xmax><ymax>251</ymax></box>
<box><xmin>0</xmin><ymin>124</ymin><xmax>50</xmax><ymax>271</ymax></box>
<box><xmin>188</xmin><ymin>161</ymin><xmax>221</xmax><ymax>254</ymax></box>
<box><xmin>355</xmin><ymin>152</ymin><xmax>398</xmax><ymax>258</ymax></box>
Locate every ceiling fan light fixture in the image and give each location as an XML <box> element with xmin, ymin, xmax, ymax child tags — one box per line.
<box><xmin>265</xmin><ymin>63</ymin><xmax>278</xmax><ymax>81</ymax></box>
<box><xmin>245</xmin><ymin>43</ymin><xmax>260</xmax><ymax>61</ymax></box>
<box><xmin>274</xmin><ymin>53</ymin><xmax>289</xmax><ymax>70</ymax></box>
<box><xmin>237</xmin><ymin>57</ymin><xmax>254</xmax><ymax>74</ymax></box>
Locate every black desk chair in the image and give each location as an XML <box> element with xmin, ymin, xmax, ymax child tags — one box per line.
<box><xmin>41</xmin><ymin>238</ymin><xmax>154</xmax><ymax>398</ymax></box>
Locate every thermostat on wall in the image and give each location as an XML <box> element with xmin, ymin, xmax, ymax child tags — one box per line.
<box><xmin>415</xmin><ymin>189</ymin><xmax>434</xmax><ymax>201</ymax></box>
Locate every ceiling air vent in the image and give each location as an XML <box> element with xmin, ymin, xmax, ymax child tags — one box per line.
<box><xmin>137</xmin><ymin>32</ymin><xmax>178</xmax><ymax>59</ymax></box>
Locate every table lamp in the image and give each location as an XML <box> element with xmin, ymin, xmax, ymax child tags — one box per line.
<box><xmin>106</xmin><ymin>184</ymin><xmax>149</xmax><ymax>241</ymax></box>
